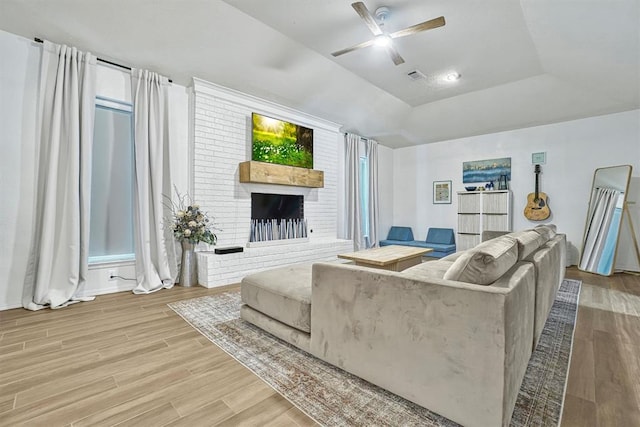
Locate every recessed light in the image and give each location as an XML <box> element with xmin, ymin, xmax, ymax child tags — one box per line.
<box><xmin>444</xmin><ymin>72</ymin><xmax>461</xmax><ymax>82</ymax></box>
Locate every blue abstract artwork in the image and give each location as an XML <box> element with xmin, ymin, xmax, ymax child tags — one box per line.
<box><xmin>463</xmin><ymin>157</ymin><xmax>511</xmax><ymax>184</ymax></box>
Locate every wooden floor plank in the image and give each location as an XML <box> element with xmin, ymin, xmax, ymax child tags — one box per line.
<box><xmin>214</xmin><ymin>393</ymin><xmax>293</xmax><ymax>427</ymax></box>
<box><xmin>560</xmin><ymin>394</ymin><xmax>597</xmax><ymax>427</ymax></box>
<box><xmin>0</xmin><ymin>394</ymin><xmax>15</xmax><ymax>414</ymax></box>
<box><xmin>1</xmin><ymin>377</ymin><xmax>118</xmax><ymax>425</ymax></box>
<box><xmin>282</xmin><ymin>407</ymin><xmax>321</xmax><ymax>427</ymax></box>
<box><xmin>264</xmin><ymin>411</ymin><xmax>303</xmax><ymax>427</ymax></box>
<box><xmin>565</xmin><ymin>336</ymin><xmax>596</xmax><ymax>402</ymax></box>
<box><xmin>114</xmin><ymin>401</ymin><xmax>181</xmax><ymax>427</ymax></box>
<box><xmin>162</xmin><ymin>399</ymin><xmax>235</xmax><ymax>427</ymax></box>
<box><xmin>0</xmin><ymin>341</ymin><xmax>24</xmax><ymax>356</ymax></box>
<box><xmin>38</xmin><ymin>367</ymin><xmax>192</xmax><ymax>426</ymax></box>
<box><xmin>222</xmin><ymin>379</ymin><xmax>279</xmax><ymax>413</ymax></box>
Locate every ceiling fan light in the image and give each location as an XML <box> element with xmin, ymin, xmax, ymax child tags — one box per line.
<box><xmin>445</xmin><ymin>72</ymin><xmax>461</xmax><ymax>82</ymax></box>
<box><xmin>374</xmin><ymin>35</ymin><xmax>392</xmax><ymax>48</ymax></box>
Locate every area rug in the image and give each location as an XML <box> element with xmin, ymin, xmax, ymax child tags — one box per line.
<box><xmin>168</xmin><ymin>279</ymin><xmax>581</xmax><ymax>426</ymax></box>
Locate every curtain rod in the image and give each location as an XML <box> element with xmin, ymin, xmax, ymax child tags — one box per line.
<box><xmin>34</xmin><ymin>38</ymin><xmax>172</xmax><ymax>83</ymax></box>
<box><xmin>343</xmin><ymin>132</ymin><xmax>369</xmax><ymax>141</ymax></box>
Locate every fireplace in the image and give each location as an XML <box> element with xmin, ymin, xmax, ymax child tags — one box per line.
<box><xmin>250</xmin><ymin>193</ymin><xmax>307</xmax><ymax>242</ymax></box>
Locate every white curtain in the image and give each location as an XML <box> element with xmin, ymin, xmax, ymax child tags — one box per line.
<box><xmin>345</xmin><ymin>133</ymin><xmax>363</xmax><ymax>249</ymax></box>
<box><xmin>365</xmin><ymin>139</ymin><xmax>380</xmax><ymax>248</ymax></box>
<box><xmin>22</xmin><ymin>41</ymin><xmax>97</xmax><ymax>310</ymax></box>
<box><xmin>579</xmin><ymin>187</ymin><xmax>621</xmax><ymax>272</ymax></box>
<box><xmin>131</xmin><ymin>69</ymin><xmax>177</xmax><ymax>294</ymax></box>
<box><xmin>345</xmin><ymin>133</ymin><xmax>380</xmax><ymax>250</ymax></box>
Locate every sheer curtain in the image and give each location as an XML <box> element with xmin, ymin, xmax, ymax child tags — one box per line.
<box><xmin>22</xmin><ymin>41</ymin><xmax>97</xmax><ymax>310</ymax></box>
<box><xmin>579</xmin><ymin>187</ymin><xmax>621</xmax><ymax>272</ymax></box>
<box><xmin>345</xmin><ymin>133</ymin><xmax>363</xmax><ymax>249</ymax></box>
<box><xmin>131</xmin><ymin>69</ymin><xmax>177</xmax><ymax>294</ymax></box>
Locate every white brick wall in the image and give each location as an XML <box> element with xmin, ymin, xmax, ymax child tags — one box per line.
<box><xmin>197</xmin><ymin>238</ymin><xmax>354</xmax><ymax>287</ymax></box>
<box><xmin>190</xmin><ymin>79</ymin><xmax>352</xmax><ymax>287</ymax></box>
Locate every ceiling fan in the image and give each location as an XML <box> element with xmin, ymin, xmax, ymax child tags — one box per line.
<box><xmin>331</xmin><ymin>2</ymin><xmax>445</xmax><ymax>66</ymax></box>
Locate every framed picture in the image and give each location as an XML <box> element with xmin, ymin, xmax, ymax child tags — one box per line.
<box><xmin>433</xmin><ymin>180</ymin><xmax>452</xmax><ymax>204</ymax></box>
<box><xmin>532</xmin><ymin>152</ymin><xmax>546</xmax><ymax>165</ymax></box>
<box><xmin>462</xmin><ymin>157</ymin><xmax>511</xmax><ymax>183</ymax></box>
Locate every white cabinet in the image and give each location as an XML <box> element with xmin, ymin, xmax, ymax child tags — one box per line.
<box><xmin>457</xmin><ymin>190</ymin><xmax>512</xmax><ymax>251</ymax></box>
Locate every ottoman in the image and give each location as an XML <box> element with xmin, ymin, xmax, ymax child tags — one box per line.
<box><xmin>240</xmin><ymin>263</ymin><xmax>313</xmax><ymax>351</ymax></box>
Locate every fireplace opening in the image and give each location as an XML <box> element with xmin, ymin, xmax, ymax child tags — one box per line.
<box><xmin>251</xmin><ymin>193</ymin><xmax>303</xmax><ymax>221</ymax></box>
<box><xmin>250</xmin><ymin>193</ymin><xmax>307</xmax><ymax>242</ymax></box>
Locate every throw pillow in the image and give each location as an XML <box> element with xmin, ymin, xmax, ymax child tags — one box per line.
<box><xmin>534</xmin><ymin>224</ymin><xmax>557</xmax><ymax>241</ymax></box>
<box><xmin>510</xmin><ymin>230</ymin><xmax>546</xmax><ymax>260</ymax></box>
<box><xmin>443</xmin><ymin>236</ymin><xmax>519</xmax><ymax>285</ymax></box>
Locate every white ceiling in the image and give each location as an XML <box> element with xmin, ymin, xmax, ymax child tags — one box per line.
<box><xmin>0</xmin><ymin>0</ymin><xmax>638</xmax><ymax>148</ymax></box>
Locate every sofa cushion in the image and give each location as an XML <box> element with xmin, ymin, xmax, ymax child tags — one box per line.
<box><xmin>241</xmin><ymin>263</ymin><xmax>312</xmax><ymax>333</ymax></box>
<box><xmin>401</xmin><ymin>259</ymin><xmax>455</xmax><ymax>280</ymax></box>
<box><xmin>380</xmin><ymin>239</ymin><xmax>412</xmax><ymax>247</ymax></box>
<box><xmin>533</xmin><ymin>224</ymin><xmax>557</xmax><ymax>241</ymax></box>
<box><xmin>387</xmin><ymin>226</ymin><xmax>414</xmax><ymax>241</ymax></box>
<box><xmin>441</xmin><ymin>252</ymin><xmax>464</xmax><ymax>262</ymax></box>
<box><xmin>443</xmin><ymin>236</ymin><xmax>519</xmax><ymax>285</ymax></box>
<box><xmin>424</xmin><ymin>243</ymin><xmax>457</xmax><ymax>253</ymax></box>
<box><xmin>399</xmin><ymin>241</ymin><xmax>455</xmax><ymax>251</ymax></box>
<box><xmin>481</xmin><ymin>230</ymin><xmax>510</xmax><ymax>242</ymax></box>
<box><xmin>509</xmin><ymin>230</ymin><xmax>546</xmax><ymax>260</ymax></box>
<box><xmin>426</xmin><ymin>228</ymin><xmax>456</xmax><ymax>245</ymax></box>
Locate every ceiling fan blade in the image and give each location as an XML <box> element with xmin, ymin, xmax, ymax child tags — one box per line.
<box><xmin>389</xmin><ymin>16</ymin><xmax>446</xmax><ymax>39</ymax></box>
<box><xmin>352</xmin><ymin>2</ymin><xmax>383</xmax><ymax>36</ymax></box>
<box><xmin>385</xmin><ymin>45</ymin><xmax>405</xmax><ymax>65</ymax></box>
<box><xmin>331</xmin><ymin>38</ymin><xmax>376</xmax><ymax>57</ymax></box>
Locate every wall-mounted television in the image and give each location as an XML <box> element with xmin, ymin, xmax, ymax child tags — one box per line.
<box><xmin>252</xmin><ymin>113</ymin><xmax>313</xmax><ymax>169</ymax></box>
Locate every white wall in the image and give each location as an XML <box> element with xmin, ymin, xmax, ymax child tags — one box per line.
<box><xmin>377</xmin><ymin>144</ymin><xmax>394</xmax><ymax>241</ymax></box>
<box><xmin>0</xmin><ymin>30</ymin><xmax>190</xmax><ymax>309</ymax></box>
<box><xmin>388</xmin><ymin>110</ymin><xmax>640</xmax><ymax>265</ymax></box>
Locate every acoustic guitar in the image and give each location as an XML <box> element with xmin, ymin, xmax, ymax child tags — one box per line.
<box><xmin>524</xmin><ymin>164</ymin><xmax>551</xmax><ymax>221</ymax></box>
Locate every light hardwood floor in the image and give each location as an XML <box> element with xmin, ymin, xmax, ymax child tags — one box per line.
<box><xmin>562</xmin><ymin>268</ymin><xmax>640</xmax><ymax>427</ymax></box>
<box><xmin>0</xmin><ymin>268</ymin><xmax>638</xmax><ymax>426</ymax></box>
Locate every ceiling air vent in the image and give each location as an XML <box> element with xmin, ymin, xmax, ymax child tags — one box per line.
<box><xmin>407</xmin><ymin>70</ymin><xmax>427</xmax><ymax>81</ymax></box>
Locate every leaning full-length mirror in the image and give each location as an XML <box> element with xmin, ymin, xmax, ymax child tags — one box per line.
<box><xmin>579</xmin><ymin>165</ymin><xmax>633</xmax><ymax>275</ymax></box>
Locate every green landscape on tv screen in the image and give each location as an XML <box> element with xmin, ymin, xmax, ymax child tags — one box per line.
<box><xmin>252</xmin><ymin>113</ymin><xmax>313</xmax><ymax>169</ymax></box>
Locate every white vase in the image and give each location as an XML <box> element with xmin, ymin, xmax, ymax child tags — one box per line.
<box><xmin>179</xmin><ymin>241</ymin><xmax>198</xmax><ymax>287</ymax></box>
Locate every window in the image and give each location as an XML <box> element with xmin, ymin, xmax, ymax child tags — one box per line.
<box><xmin>88</xmin><ymin>97</ymin><xmax>135</xmax><ymax>264</ymax></box>
<box><xmin>359</xmin><ymin>156</ymin><xmax>370</xmax><ymax>245</ymax></box>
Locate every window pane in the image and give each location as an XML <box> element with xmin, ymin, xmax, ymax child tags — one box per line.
<box><xmin>89</xmin><ymin>99</ymin><xmax>135</xmax><ymax>263</ymax></box>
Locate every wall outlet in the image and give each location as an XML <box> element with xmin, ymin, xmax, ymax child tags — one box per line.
<box><xmin>108</xmin><ymin>270</ymin><xmax>116</xmax><ymax>281</ymax></box>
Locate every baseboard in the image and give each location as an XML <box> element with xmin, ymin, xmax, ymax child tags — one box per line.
<box><xmin>75</xmin><ymin>282</ymin><xmax>135</xmax><ymax>298</ymax></box>
<box><xmin>0</xmin><ymin>302</ymin><xmax>22</xmax><ymax>311</ymax></box>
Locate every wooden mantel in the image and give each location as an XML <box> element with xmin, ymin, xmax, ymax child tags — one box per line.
<box><xmin>239</xmin><ymin>161</ymin><xmax>324</xmax><ymax>188</ymax></box>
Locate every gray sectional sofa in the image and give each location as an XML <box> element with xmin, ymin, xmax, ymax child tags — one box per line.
<box><xmin>240</xmin><ymin>225</ymin><xmax>566</xmax><ymax>427</ymax></box>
